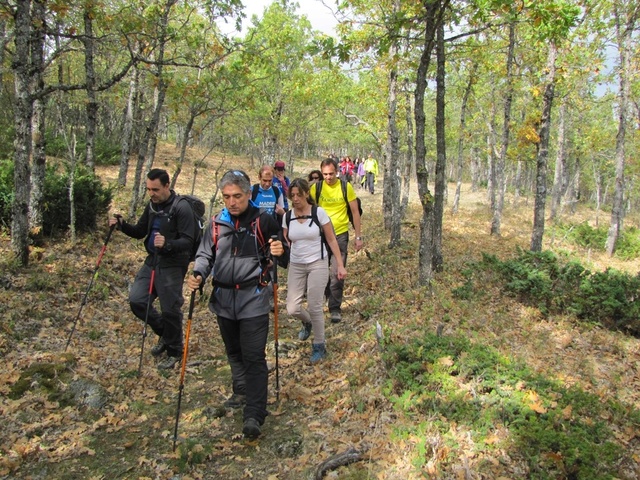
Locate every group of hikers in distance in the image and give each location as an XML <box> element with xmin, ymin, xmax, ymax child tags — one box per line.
<box><xmin>107</xmin><ymin>155</ymin><xmax>369</xmax><ymax>439</ymax></box>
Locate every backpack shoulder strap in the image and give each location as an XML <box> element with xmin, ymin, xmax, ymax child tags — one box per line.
<box><xmin>340</xmin><ymin>179</ymin><xmax>349</xmax><ymax>207</ymax></box>
<box><xmin>315</xmin><ymin>181</ymin><xmax>322</xmax><ymax>204</ymax></box>
<box><xmin>272</xmin><ymin>185</ymin><xmax>281</xmax><ymax>201</ymax></box>
<box><xmin>285</xmin><ymin>209</ymin><xmax>292</xmax><ymax>230</ymax></box>
<box><xmin>251</xmin><ymin>184</ymin><xmax>259</xmax><ymax>202</ymax></box>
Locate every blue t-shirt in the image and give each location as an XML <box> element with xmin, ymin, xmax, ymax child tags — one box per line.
<box><xmin>251</xmin><ymin>185</ymin><xmax>283</xmax><ymax>217</ymax></box>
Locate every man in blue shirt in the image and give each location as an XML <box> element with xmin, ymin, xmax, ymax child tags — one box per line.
<box><xmin>251</xmin><ymin>165</ymin><xmax>286</xmax><ymax>219</ymax></box>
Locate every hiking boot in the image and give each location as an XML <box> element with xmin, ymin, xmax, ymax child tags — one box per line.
<box><xmin>298</xmin><ymin>322</ymin><xmax>312</xmax><ymax>341</ymax></box>
<box><xmin>157</xmin><ymin>354</ymin><xmax>180</xmax><ymax>370</ymax></box>
<box><xmin>310</xmin><ymin>343</ymin><xmax>327</xmax><ymax>363</ymax></box>
<box><xmin>223</xmin><ymin>393</ymin><xmax>247</xmax><ymax>409</ymax></box>
<box><xmin>150</xmin><ymin>337</ymin><xmax>166</xmax><ymax>357</ymax></box>
<box><xmin>330</xmin><ymin>312</ymin><xmax>342</xmax><ymax>324</ymax></box>
<box><xmin>242</xmin><ymin>418</ymin><xmax>261</xmax><ymax>439</ymax></box>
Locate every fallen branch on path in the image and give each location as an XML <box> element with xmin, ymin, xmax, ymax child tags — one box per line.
<box><xmin>315</xmin><ymin>446</ymin><xmax>366</xmax><ymax>479</ymax></box>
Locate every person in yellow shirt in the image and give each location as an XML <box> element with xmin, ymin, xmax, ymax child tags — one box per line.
<box><xmin>363</xmin><ymin>154</ymin><xmax>379</xmax><ymax>194</ymax></box>
<box><xmin>310</xmin><ymin>158</ymin><xmax>363</xmax><ymax>323</ymax></box>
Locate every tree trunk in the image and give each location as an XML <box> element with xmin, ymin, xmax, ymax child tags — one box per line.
<box><xmin>606</xmin><ymin>5</ymin><xmax>635</xmax><ymax>256</ymax></box>
<box><xmin>129</xmin><ymin>0</ymin><xmax>176</xmax><ymax>217</ymax></box>
<box><xmin>386</xmin><ymin>2</ymin><xmax>401</xmax><ymax>246</ymax></box>
<box><xmin>83</xmin><ymin>7</ymin><xmax>97</xmax><ymax>171</ymax></box>
<box><xmin>118</xmin><ymin>61</ymin><xmax>140</xmax><ymax>187</ymax></box>
<box><xmin>530</xmin><ymin>42</ymin><xmax>557</xmax><ymax>252</ymax></box>
<box><xmin>550</xmin><ymin>100</ymin><xmax>567</xmax><ymax>221</ymax></box>
<box><xmin>452</xmin><ymin>62</ymin><xmax>476</xmax><ymax>214</ymax></box>
<box><xmin>11</xmin><ymin>0</ymin><xmax>38</xmax><ymax>265</ymax></box>
<box><xmin>171</xmin><ymin>110</ymin><xmax>196</xmax><ymax>190</ymax></box>
<box><xmin>432</xmin><ymin>21</ymin><xmax>446</xmax><ymax>272</ymax></box>
<box><xmin>491</xmin><ymin>20</ymin><xmax>515</xmax><ymax>236</ymax></box>
<box><xmin>401</xmin><ymin>78</ymin><xmax>414</xmax><ymax>219</ymax></box>
<box><xmin>414</xmin><ymin>0</ymin><xmax>444</xmax><ymax>285</ymax></box>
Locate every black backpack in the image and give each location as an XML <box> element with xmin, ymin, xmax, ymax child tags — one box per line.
<box><xmin>315</xmin><ymin>179</ymin><xmax>362</xmax><ymax>228</ymax></box>
<box><xmin>285</xmin><ymin>205</ymin><xmax>330</xmax><ymax>259</ymax></box>
<box><xmin>169</xmin><ymin>194</ymin><xmax>206</xmax><ymax>261</ymax></box>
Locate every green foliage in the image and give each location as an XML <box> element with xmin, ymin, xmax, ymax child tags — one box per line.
<box><xmin>0</xmin><ymin>160</ymin><xmax>112</xmax><ymax>235</ymax></box>
<box><xmin>0</xmin><ymin>159</ymin><xmax>13</xmax><ymax>229</ymax></box>
<box><xmin>554</xmin><ymin>222</ymin><xmax>640</xmax><ymax>260</ymax></box>
<box><xmin>45</xmin><ymin>132</ymin><xmax>121</xmax><ymax>166</ymax></box>
<box><xmin>384</xmin><ymin>332</ymin><xmax>629</xmax><ymax>479</ymax></box>
<box><xmin>44</xmin><ymin>166</ymin><xmax>112</xmax><ymax>235</ymax></box>
<box><xmin>482</xmin><ymin>248</ymin><xmax>640</xmax><ymax>335</ymax></box>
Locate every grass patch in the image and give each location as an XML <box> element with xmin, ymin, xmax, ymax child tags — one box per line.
<box><xmin>383</xmin><ymin>332</ymin><xmax>637</xmax><ymax>479</ymax></box>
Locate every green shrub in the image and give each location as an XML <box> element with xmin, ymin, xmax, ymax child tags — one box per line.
<box><xmin>555</xmin><ymin>221</ymin><xmax>640</xmax><ymax>259</ymax></box>
<box><xmin>384</xmin><ymin>332</ymin><xmax>627</xmax><ymax>479</ymax></box>
<box><xmin>484</xmin><ymin>248</ymin><xmax>640</xmax><ymax>335</ymax></box>
<box><xmin>42</xmin><ymin>165</ymin><xmax>113</xmax><ymax>235</ymax></box>
<box><xmin>0</xmin><ymin>161</ymin><xmax>112</xmax><ymax>235</ymax></box>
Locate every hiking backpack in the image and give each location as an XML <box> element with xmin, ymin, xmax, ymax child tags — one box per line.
<box><xmin>315</xmin><ymin>179</ymin><xmax>362</xmax><ymax>228</ymax></box>
<box><xmin>168</xmin><ymin>194</ymin><xmax>206</xmax><ymax>261</ymax></box>
<box><xmin>251</xmin><ymin>184</ymin><xmax>281</xmax><ymax>203</ymax></box>
<box><xmin>285</xmin><ymin>206</ymin><xmax>329</xmax><ymax>259</ymax></box>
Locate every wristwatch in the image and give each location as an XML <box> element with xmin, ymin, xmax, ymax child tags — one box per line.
<box><xmin>356</xmin><ymin>236</ymin><xmax>363</xmax><ymax>241</ymax></box>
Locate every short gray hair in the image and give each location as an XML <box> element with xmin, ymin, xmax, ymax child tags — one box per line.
<box><xmin>220</xmin><ymin>170</ymin><xmax>251</xmax><ymax>193</ymax></box>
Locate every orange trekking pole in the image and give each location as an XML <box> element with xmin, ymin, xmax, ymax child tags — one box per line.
<box><xmin>65</xmin><ymin>222</ymin><xmax>116</xmax><ymax>351</ymax></box>
<box><xmin>172</xmin><ymin>289</ymin><xmax>196</xmax><ymax>452</ymax></box>
<box><xmin>271</xmin><ymin>235</ymin><xmax>280</xmax><ymax>401</ymax></box>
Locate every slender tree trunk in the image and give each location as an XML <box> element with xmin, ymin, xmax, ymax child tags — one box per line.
<box><xmin>471</xmin><ymin>146</ymin><xmax>480</xmax><ymax>192</ymax></box>
<box><xmin>452</xmin><ymin>62</ymin><xmax>476</xmax><ymax>214</ymax></box>
<box><xmin>432</xmin><ymin>21</ymin><xmax>446</xmax><ymax>272</ymax></box>
<box><xmin>129</xmin><ymin>0</ymin><xmax>176</xmax><ymax>217</ymax></box>
<box><xmin>83</xmin><ymin>7</ymin><xmax>97</xmax><ymax>171</ymax></box>
<box><xmin>491</xmin><ymin>20</ymin><xmax>515</xmax><ymax>235</ymax></box>
<box><xmin>386</xmin><ymin>2</ymin><xmax>402</xmax><ymax>246</ymax></box>
<box><xmin>171</xmin><ymin>110</ymin><xmax>196</xmax><ymax>190</ymax></box>
<box><xmin>401</xmin><ymin>78</ymin><xmax>414</xmax><ymax>219</ymax></box>
<box><xmin>606</xmin><ymin>5</ymin><xmax>635</xmax><ymax>255</ymax></box>
<box><xmin>530</xmin><ymin>42</ymin><xmax>558</xmax><ymax>252</ymax></box>
<box><xmin>550</xmin><ymin>100</ymin><xmax>567</xmax><ymax>221</ymax></box>
<box><xmin>414</xmin><ymin>0</ymin><xmax>444</xmax><ymax>285</ymax></box>
<box><xmin>118</xmin><ymin>61</ymin><xmax>140</xmax><ymax>187</ymax></box>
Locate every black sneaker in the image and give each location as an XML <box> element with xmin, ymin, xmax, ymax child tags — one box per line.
<box><xmin>298</xmin><ymin>322</ymin><xmax>312</xmax><ymax>341</ymax></box>
<box><xmin>330</xmin><ymin>312</ymin><xmax>342</xmax><ymax>324</ymax></box>
<box><xmin>223</xmin><ymin>393</ymin><xmax>246</xmax><ymax>409</ymax></box>
<box><xmin>157</xmin><ymin>354</ymin><xmax>180</xmax><ymax>370</ymax></box>
<box><xmin>242</xmin><ymin>418</ymin><xmax>261</xmax><ymax>438</ymax></box>
<box><xmin>150</xmin><ymin>337</ymin><xmax>166</xmax><ymax>357</ymax></box>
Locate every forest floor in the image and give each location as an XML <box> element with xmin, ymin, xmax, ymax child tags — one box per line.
<box><xmin>1</xmin><ymin>146</ymin><xmax>639</xmax><ymax>479</ymax></box>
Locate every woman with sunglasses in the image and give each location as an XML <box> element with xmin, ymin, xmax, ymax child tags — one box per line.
<box><xmin>283</xmin><ymin>178</ymin><xmax>346</xmax><ymax>363</ymax></box>
<box><xmin>307</xmin><ymin>170</ymin><xmax>322</xmax><ymax>184</ymax></box>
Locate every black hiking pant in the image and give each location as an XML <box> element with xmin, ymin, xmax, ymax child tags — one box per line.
<box><xmin>129</xmin><ymin>259</ymin><xmax>187</xmax><ymax>357</ymax></box>
<box><xmin>217</xmin><ymin>314</ymin><xmax>270</xmax><ymax>425</ymax></box>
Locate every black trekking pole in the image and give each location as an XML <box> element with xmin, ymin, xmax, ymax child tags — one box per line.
<box><xmin>65</xmin><ymin>222</ymin><xmax>117</xmax><ymax>351</ymax></box>
<box><xmin>137</xmin><ymin>252</ymin><xmax>158</xmax><ymax>376</ymax></box>
<box><xmin>172</xmin><ymin>289</ymin><xmax>196</xmax><ymax>452</ymax></box>
<box><xmin>270</xmin><ymin>236</ymin><xmax>280</xmax><ymax>401</ymax></box>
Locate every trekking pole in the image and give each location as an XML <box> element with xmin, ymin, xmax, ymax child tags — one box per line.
<box><xmin>65</xmin><ymin>222</ymin><xmax>117</xmax><ymax>351</ymax></box>
<box><xmin>137</xmin><ymin>252</ymin><xmax>158</xmax><ymax>376</ymax></box>
<box><xmin>270</xmin><ymin>235</ymin><xmax>280</xmax><ymax>401</ymax></box>
<box><xmin>172</xmin><ymin>289</ymin><xmax>196</xmax><ymax>452</ymax></box>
